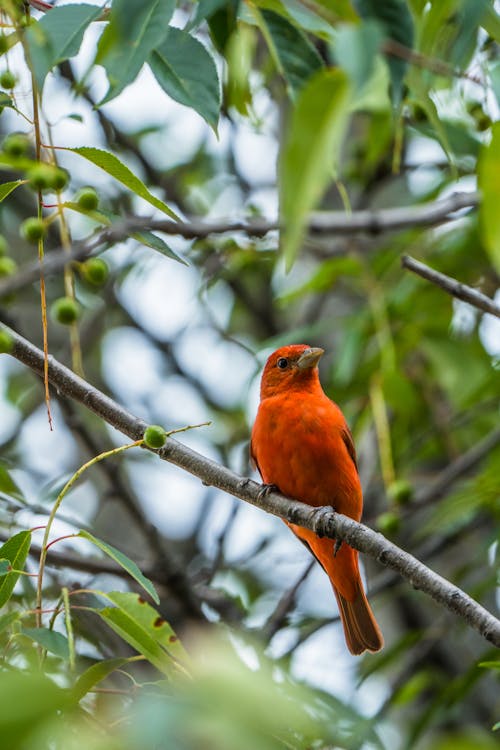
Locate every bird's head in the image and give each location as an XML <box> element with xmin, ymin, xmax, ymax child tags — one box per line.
<box><xmin>259</xmin><ymin>344</ymin><xmax>324</xmax><ymax>399</ymax></box>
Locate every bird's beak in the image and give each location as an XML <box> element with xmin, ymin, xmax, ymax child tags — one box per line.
<box><xmin>297</xmin><ymin>347</ymin><xmax>324</xmax><ymax>370</ymax></box>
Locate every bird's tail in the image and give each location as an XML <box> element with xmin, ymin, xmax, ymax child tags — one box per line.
<box><xmin>332</xmin><ymin>580</ymin><xmax>384</xmax><ymax>655</ymax></box>
<box><xmin>287</xmin><ymin>525</ymin><xmax>383</xmax><ymax>655</ymax></box>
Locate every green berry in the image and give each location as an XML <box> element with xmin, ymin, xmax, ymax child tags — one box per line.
<box><xmin>27</xmin><ymin>164</ymin><xmax>69</xmax><ymax>192</ymax></box>
<box><xmin>20</xmin><ymin>217</ymin><xmax>46</xmax><ymax>244</ymax></box>
<box><xmin>376</xmin><ymin>512</ymin><xmax>400</xmax><ymax>536</ymax></box>
<box><xmin>0</xmin><ymin>236</ymin><xmax>8</xmax><ymax>256</ymax></box>
<box><xmin>0</xmin><ymin>329</ymin><xmax>13</xmax><ymax>354</ymax></box>
<box><xmin>76</xmin><ymin>187</ymin><xmax>99</xmax><ymax>211</ymax></box>
<box><xmin>27</xmin><ymin>164</ymin><xmax>55</xmax><ymax>191</ymax></box>
<box><xmin>143</xmin><ymin>425</ymin><xmax>167</xmax><ymax>449</ymax></box>
<box><xmin>50</xmin><ymin>167</ymin><xmax>69</xmax><ymax>191</ymax></box>
<box><xmin>0</xmin><ymin>256</ymin><xmax>17</xmax><ymax>276</ymax></box>
<box><xmin>80</xmin><ymin>258</ymin><xmax>109</xmax><ymax>286</ymax></box>
<box><xmin>3</xmin><ymin>133</ymin><xmax>30</xmax><ymax>158</ymax></box>
<box><xmin>51</xmin><ymin>297</ymin><xmax>80</xmax><ymax>325</ymax></box>
<box><xmin>387</xmin><ymin>479</ymin><xmax>414</xmax><ymax>506</ymax></box>
<box><xmin>0</xmin><ymin>70</ymin><xmax>16</xmax><ymax>89</ymax></box>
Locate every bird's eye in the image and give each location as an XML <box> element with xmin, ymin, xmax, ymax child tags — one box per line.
<box><xmin>277</xmin><ymin>357</ymin><xmax>288</xmax><ymax>370</ymax></box>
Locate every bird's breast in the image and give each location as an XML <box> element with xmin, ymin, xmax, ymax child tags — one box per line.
<box><xmin>251</xmin><ymin>393</ymin><xmax>362</xmax><ymax>518</ymax></box>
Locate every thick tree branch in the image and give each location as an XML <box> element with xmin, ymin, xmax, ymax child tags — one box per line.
<box><xmin>0</xmin><ymin>193</ymin><xmax>479</xmax><ymax>300</ymax></box>
<box><xmin>3</xmin><ymin>323</ymin><xmax>499</xmax><ymax>648</ymax></box>
<box><xmin>402</xmin><ymin>254</ymin><xmax>500</xmax><ymax>319</ymax></box>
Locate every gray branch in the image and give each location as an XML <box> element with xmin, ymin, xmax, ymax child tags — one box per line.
<box><xmin>0</xmin><ymin>192</ymin><xmax>479</xmax><ymax>300</ymax></box>
<box><xmin>3</xmin><ymin>323</ymin><xmax>499</xmax><ymax>648</ymax></box>
<box><xmin>402</xmin><ymin>254</ymin><xmax>500</xmax><ymax>319</ymax></box>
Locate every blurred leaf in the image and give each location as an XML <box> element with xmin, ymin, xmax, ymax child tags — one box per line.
<box><xmin>207</xmin><ymin>0</ymin><xmax>240</xmax><ymax>51</ymax></box>
<box><xmin>225</xmin><ymin>23</ymin><xmax>256</xmax><ymax>114</ymax></box>
<box><xmin>280</xmin><ymin>68</ymin><xmax>350</xmax><ymax>269</ymax></box>
<box><xmin>0</xmin><ymin>611</ymin><xmax>19</xmax><ymax>635</ymax></box>
<box><xmin>0</xmin><ymin>671</ymin><xmax>70</xmax><ymax>745</ymax></box>
<box><xmin>278</xmin><ymin>256</ymin><xmax>362</xmax><ymax>305</ymax></box>
<box><xmin>334</xmin><ymin>19</ymin><xmax>383</xmax><ymax>92</ymax></box>
<box><xmin>133</xmin><ymin>230</ymin><xmax>188</xmax><ymax>265</ymax></box>
<box><xmin>26</xmin><ymin>3</ymin><xmax>102</xmax><ymax>91</ymax></box>
<box><xmin>71</xmin><ymin>657</ymin><xmax>130</xmax><ymax>701</ymax></box>
<box><xmin>356</xmin><ymin>0</ymin><xmax>414</xmax><ymax>105</ymax></box>
<box><xmin>69</xmin><ymin>147</ymin><xmax>179</xmax><ymax>219</ymax></box>
<box><xmin>0</xmin><ymin>531</ymin><xmax>31</xmax><ymax>608</ymax></box>
<box><xmin>478</xmin><ymin>121</ymin><xmax>500</xmax><ymax>273</ymax></box>
<box><xmin>95</xmin><ymin>0</ymin><xmax>175</xmax><ymax>103</ymax></box>
<box><xmin>0</xmin><ymin>464</ymin><xmax>24</xmax><ymax>503</ymax></box>
<box><xmin>258</xmin><ymin>10</ymin><xmax>324</xmax><ymax>95</ymax></box>
<box><xmin>149</xmin><ymin>27</ymin><xmax>221</xmax><ymax>131</ymax></box>
<box><xmin>0</xmin><ymin>180</ymin><xmax>24</xmax><ymax>202</ymax></box>
<box><xmin>78</xmin><ymin>530</ymin><xmax>160</xmax><ymax>604</ymax></box>
<box><xmin>97</xmin><ymin>591</ymin><xmax>188</xmax><ymax>677</ymax></box>
<box><xmin>22</xmin><ymin>627</ymin><xmax>70</xmax><ymax>660</ymax></box>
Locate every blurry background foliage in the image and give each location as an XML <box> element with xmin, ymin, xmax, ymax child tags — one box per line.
<box><xmin>0</xmin><ymin>0</ymin><xmax>497</xmax><ymax>748</ymax></box>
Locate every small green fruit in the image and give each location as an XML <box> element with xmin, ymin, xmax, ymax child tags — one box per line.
<box><xmin>387</xmin><ymin>479</ymin><xmax>414</xmax><ymax>506</ymax></box>
<box><xmin>143</xmin><ymin>425</ymin><xmax>167</xmax><ymax>449</ymax></box>
<box><xmin>76</xmin><ymin>187</ymin><xmax>99</xmax><ymax>211</ymax></box>
<box><xmin>0</xmin><ymin>329</ymin><xmax>13</xmax><ymax>354</ymax></box>
<box><xmin>50</xmin><ymin>167</ymin><xmax>69</xmax><ymax>191</ymax></box>
<box><xmin>20</xmin><ymin>217</ymin><xmax>46</xmax><ymax>244</ymax></box>
<box><xmin>27</xmin><ymin>164</ymin><xmax>55</xmax><ymax>191</ymax></box>
<box><xmin>0</xmin><ymin>236</ymin><xmax>8</xmax><ymax>256</ymax></box>
<box><xmin>376</xmin><ymin>512</ymin><xmax>400</xmax><ymax>536</ymax></box>
<box><xmin>0</xmin><ymin>70</ymin><xmax>16</xmax><ymax>89</ymax></box>
<box><xmin>3</xmin><ymin>133</ymin><xmax>30</xmax><ymax>158</ymax></box>
<box><xmin>80</xmin><ymin>258</ymin><xmax>108</xmax><ymax>286</ymax></box>
<box><xmin>51</xmin><ymin>296</ymin><xmax>80</xmax><ymax>325</ymax></box>
<box><xmin>0</xmin><ymin>256</ymin><xmax>17</xmax><ymax>276</ymax></box>
<box><xmin>27</xmin><ymin>164</ymin><xmax>69</xmax><ymax>192</ymax></box>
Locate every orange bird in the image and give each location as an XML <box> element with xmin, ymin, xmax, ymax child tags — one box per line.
<box><xmin>251</xmin><ymin>344</ymin><xmax>383</xmax><ymax>655</ymax></box>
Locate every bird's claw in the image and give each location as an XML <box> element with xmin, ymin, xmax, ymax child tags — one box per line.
<box><xmin>333</xmin><ymin>538</ymin><xmax>343</xmax><ymax>557</ymax></box>
<box><xmin>311</xmin><ymin>505</ymin><xmax>334</xmax><ymax>538</ymax></box>
<box><xmin>257</xmin><ymin>483</ymin><xmax>279</xmax><ymax>501</ymax></box>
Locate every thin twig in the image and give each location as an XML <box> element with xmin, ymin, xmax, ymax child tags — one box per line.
<box><xmin>3</xmin><ymin>324</ymin><xmax>500</xmax><ymax>648</ymax></box>
<box><xmin>402</xmin><ymin>254</ymin><xmax>500</xmax><ymax>319</ymax></box>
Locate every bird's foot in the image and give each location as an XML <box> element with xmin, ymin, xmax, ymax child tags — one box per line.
<box><xmin>333</xmin><ymin>538</ymin><xmax>343</xmax><ymax>557</ymax></box>
<box><xmin>311</xmin><ymin>505</ymin><xmax>335</xmax><ymax>538</ymax></box>
<box><xmin>257</xmin><ymin>483</ymin><xmax>279</xmax><ymax>501</ymax></box>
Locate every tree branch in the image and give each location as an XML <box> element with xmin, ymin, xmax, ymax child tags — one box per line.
<box><xmin>402</xmin><ymin>254</ymin><xmax>500</xmax><ymax>319</ymax></box>
<box><xmin>3</xmin><ymin>323</ymin><xmax>499</xmax><ymax>648</ymax></box>
<box><xmin>0</xmin><ymin>193</ymin><xmax>479</xmax><ymax>300</ymax></box>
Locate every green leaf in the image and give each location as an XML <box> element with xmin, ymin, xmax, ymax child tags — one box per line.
<box><xmin>333</xmin><ymin>19</ymin><xmax>383</xmax><ymax>92</ymax></box>
<box><xmin>0</xmin><ymin>611</ymin><xmax>20</xmax><ymax>635</ymax></box>
<box><xmin>280</xmin><ymin>68</ymin><xmax>350</xmax><ymax>269</ymax></box>
<box><xmin>356</xmin><ymin>0</ymin><xmax>414</xmax><ymax>105</ymax></box>
<box><xmin>0</xmin><ymin>671</ymin><xmax>69</xmax><ymax>745</ymax></box>
<box><xmin>97</xmin><ymin>591</ymin><xmax>188</xmax><ymax>677</ymax></box>
<box><xmin>133</xmin><ymin>230</ymin><xmax>188</xmax><ymax>265</ymax></box>
<box><xmin>149</xmin><ymin>27</ymin><xmax>221</xmax><ymax>131</ymax></box>
<box><xmin>72</xmin><ymin>657</ymin><xmax>130</xmax><ymax>701</ymax></box>
<box><xmin>0</xmin><ymin>560</ymin><xmax>11</xmax><ymax>577</ymax></box>
<box><xmin>0</xmin><ymin>464</ymin><xmax>25</xmax><ymax>503</ymax></box>
<box><xmin>68</xmin><ymin>147</ymin><xmax>179</xmax><ymax>219</ymax></box>
<box><xmin>186</xmin><ymin>0</ymin><xmax>231</xmax><ymax>30</ymax></box>
<box><xmin>0</xmin><ymin>180</ymin><xmax>24</xmax><ymax>203</ymax></box>
<box><xmin>258</xmin><ymin>10</ymin><xmax>324</xmax><ymax>95</ymax></box>
<box><xmin>0</xmin><ymin>531</ymin><xmax>31</xmax><ymax>608</ymax></box>
<box><xmin>22</xmin><ymin>627</ymin><xmax>70</xmax><ymax>660</ymax></box>
<box><xmin>26</xmin><ymin>4</ymin><xmax>102</xmax><ymax>91</ymax></box>
<box><xmin>478</xmin><ymin>121</ymin><xmax>500</xmax><ymax>273</ymax></box>
<box><xmin>95</xmin><ymin>0</ymin><xmax>175</xmax><ymax>104</ymax></box>
<box><xmin>78</xmin><ymin>530</ymin><xmax>159</xmax><ymax>604</ymax></box>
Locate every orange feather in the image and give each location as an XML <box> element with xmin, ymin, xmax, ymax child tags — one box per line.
<box><xmin>251</xmin><ymin>344</ymin><xmax>383</xmax><ymax>655</ymax></box>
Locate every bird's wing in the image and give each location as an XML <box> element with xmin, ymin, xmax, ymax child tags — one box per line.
<box><xmin>341</xmin><ymin>425</ymin><xmax>358</xmax><ymax>470</ymax></box>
